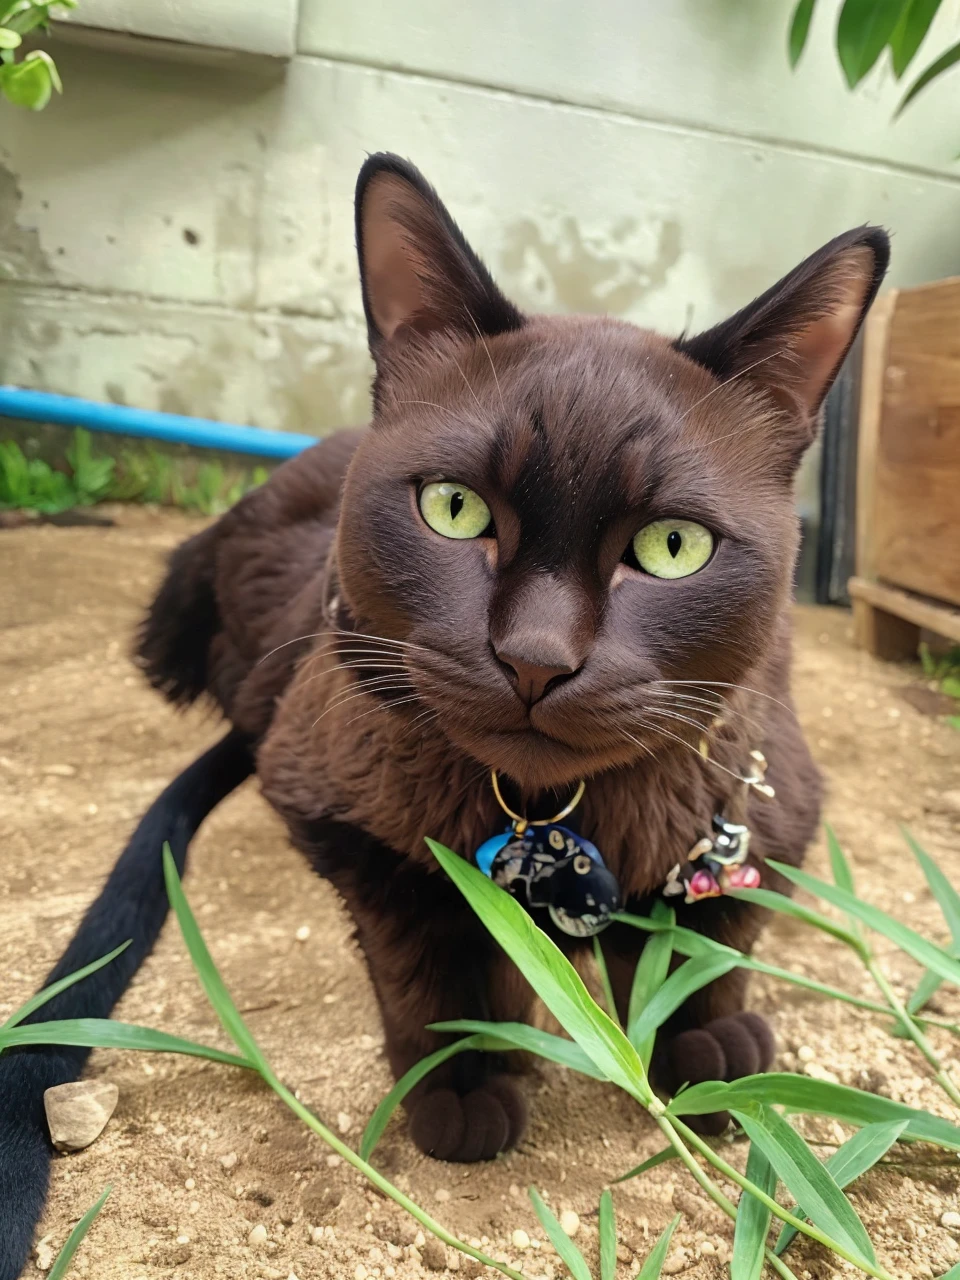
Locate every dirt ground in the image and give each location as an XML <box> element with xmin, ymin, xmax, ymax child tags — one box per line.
<box><xmin>2</xmin><ymin>507</ymin><xmax>960</xmax><ymax>1280</ymax></box>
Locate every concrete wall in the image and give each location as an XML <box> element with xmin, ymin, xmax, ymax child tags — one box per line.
<box><xmin>2</xmin><ymin>0</ymin><xmax>959</xmax><ymax>446</ymax></box>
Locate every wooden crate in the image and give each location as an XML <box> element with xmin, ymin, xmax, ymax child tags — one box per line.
<box><xmin>850</xmin><ymin>278</ymin><xmax>960</xmax><ymax>659</ymax></box>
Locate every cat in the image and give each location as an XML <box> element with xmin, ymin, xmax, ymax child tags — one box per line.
<box><xmin>0</xmin><ymin>152</ymin><xmax>888</xmax><ymax>1277</ymax></box>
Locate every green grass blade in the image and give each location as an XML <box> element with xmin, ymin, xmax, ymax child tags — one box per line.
<box><xmin>599</xmin><ymin>1188</ymin><xmax>617</xmax><ymax>1280</ymax></box>
<box><xmin>627</xmin><ymin>903</ymin><xmax>675</xmax><ymax>1068</ymax></box>
<box><xmin>48</xmin><ymin>1186</ymin><xmax>111</xmax><ymax>1280</ymax></box>
<box><xmin>427</xmin><ymin>840</ymin><xmax>648</xmax><ymax>1100</ymax></box>
<box><xmin>826</xmin><ymin>824</ymin><xmax>856</xmax><ymax>895</ymax></box>
<box><xmin>361</xmin><ymin>1034</ymin><xmax>489</xmax><ymax>1161</ymax></box>
<box><xmin>0</xmin><ymin>1018</ymin><xmax>253</xmax><ymax>1068</ymax></box>
<box><xmin>888</xmin><ymin>0</ymin><xmax>944</xmax><ymax>77</ymax></box>
<box><xmin>788</xmin><ymin>0</ymin><xmax>817</xmax><ymax>67</ymax></box>
<box><xmin>768</xmin><ymin>860</ymin><xmax>960</xmax><ymax>987</ymax></box>
<box><xmin>668</xmin><ymin>1072</ymin><xmax>960</xmax><ymax>1149</ymax></box>
<box><xmin>162</xmin><ymin>843</ymin><xmax>268</xmax><ymax>1072</ymax></box>
<box><xmin>2</xmin><ymin>942</ymin><xmax>131</xmax><ymax>1029</ymax></box>
<box><xmin>731</xmin><ymin>1142</ymin><xmax>777</xmax><ymax>1280</ymax></box>
<box><xmin>774</xmin><ymin>1119</ymin><xmax>907</xmax><ymax>1255</ymax></box>
<box><xmin>429</xmin><ymin>1019</ymin><xmax>607</xmax><ymax>1080</ymax></box>
<box><xmin>593</xmin><ymin>936</ymin><xmax>620</xmax><ymax>1025</ymax></box>
<box><xmin>902</xmin><ymin>828</ymin><xmax>960</xmax><ymax>948</ymax></box>
<box><xmin>948</xmin><ymin>716</ymin><xmax>960</xmax><ymax>733</ymax></box>
<box><xmin>629</xmin><ymin>953</ymin><xmax>739</xmax><ymax>1051</ymax></box>
<box><xmin>908</xmin><ymin>967</ymin><xmax>944</xmax><ymax>1016</ymax></box>
<box><xmin>726</xmin><ymin>884</ymin><xmax>862</xmax><ymax>951</ymax></box>
<box><xmin>937</xmin><ymin>1264</ymin><xmax>960</xmax><ymax>1280</ymax></box>
<box><xmin>528</xmin><ymin>1187</ymin><xmax>591</xmax><ymax>1280</ymax></box>
<box><xmin>733</xmin><ymin>1104</ymin><xmax>875</xmax><ymax>1265</ymax></box>
<box><xmin>635</xmin><ymin>1214</ymin><xmax>681</xmax><ymax>1280</ymax></box>
<box><xmin>613</xmin><ymin>1146</ymin><xmax>678</xmax><ymax>1183</ymax></box>
<box><xmin>896</xmin><ymin>36</ymin><xmax>960</xmax><ymax>113</ymax></box>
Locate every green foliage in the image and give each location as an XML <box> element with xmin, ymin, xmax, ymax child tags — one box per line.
<box><xmin>0</xmin><ymin>0</ymin><xmax>72</xmax><ymax>110</ymax></box>
<box><xmin>787</xmin><ymin>0</ymin><xmax>958</xmax><ymax>119</ymax></box>
<box><xmin>47</xmin><ymin>1187</ymin><xmax>110</xmax><ymax>1280</ymax></box>
<box><xmin>731</xmin><ymin>1142</ymin><xmax>777</xmax><ymax>1280</ymax></box>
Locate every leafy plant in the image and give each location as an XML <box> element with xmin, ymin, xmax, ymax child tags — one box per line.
<box><xmin>47</xmin><ymin>1187</ymin><xmax>110</xmax><ymax>1280</ymax></box>
<box><xmin>788</xmin><ymin>0</ymin><xmax>959</xmax><ymax>118</ymax></box>
<box><xmin>0</xmin><ymin>0</ymin><xmax>74</xmax><ymax>110</ymax></box>
<box><xmin>921</xmin><ymin>642</ymin><xmax>960</xmax><ymax>705</ymax></box>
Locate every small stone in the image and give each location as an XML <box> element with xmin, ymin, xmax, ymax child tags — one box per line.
<box><xmin>941</xmin><ymin>1211</ymin><xmax>960</xmax><ymax>1230</ymax></box>
<box><xmin>34</xmin><ymin>1237</ymin><xmax>55</xmax><ymax>1272</ymax></box>
<box><xmin>461</xmin><ymin>1262</ymin><xmax>483</xmax><ymax>1279</ymax></box>
<box><xmin>421</xmin><ymin>1238</ymin><xmax>448</xmax><ymax>1270</ymax></box>
<box><xmin>42</xmin><ymin>764</ymin><xmax>76</xmax><ymax>777</ymax></box>
<box><xmin>415</xmin><ymin>1231</ymin><xmax>426</xmax><ymax>1248</ymax></box>
<box><xmin>434</xmin><ymin>1188</ymin><xmax>451</xmax><ymax>1203</ymax></box>
<box><xmin>616</xmin><ymin>1243</ymin><xmax>632</xmax><ymax>1262</ymax></box>
<box><xmin>662</xmin><ymin>1251</ymin><xmax>688</xmax><ymax>1276</ymax></box>
<box><xmin>248</xmin><ymin>1224</ymin><xmax>268</xmax><ymax>1246</ymax></box>
<box><xmin>184</xmin><ymin>1177</ymin><xmax>196</xmax><ymax>1191</ymax></box>
<box><xmin>559</xmin><ymin>1210</ymin><xmax>580</xmax><ymax>1237</ymax></box>
<box><xmin>337</xmin><ymin>1111</ymin><xmax>352</xmax><ymax>1134</ymax></box>
<box><xmin>796</xmin><ymin>1045</ymin><xmax>815</xmax><ymax>1063</ymax></box>
<box><xmin>44</xmin><ymin>1080</ymin><xmax>118</xmax><ymax>1152</ymax></box>
<box><xmin>511</xmin><ymin>1229</ymin><xmax>531</xmax><ymax>1250</ymax></box>
<box><xmin>355</xmin><ymin>1266</ymin><xmax>368</xmax><ymax>1280</ymax></box>
<box><xmin>220</xmin><ymin>1151</ymin><xmax>238</xmax><ymax>1170</ymax></box>
<box><xmin>296</xmin><ymin>925</ymin><xmax>311</xmax><ymax>942</ymax></box>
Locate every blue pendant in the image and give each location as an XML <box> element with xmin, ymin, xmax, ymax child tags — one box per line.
<box><xmin>474</xmin><ymin>821</ymin><xmax>620</xmax><ymax>938</ymax></box>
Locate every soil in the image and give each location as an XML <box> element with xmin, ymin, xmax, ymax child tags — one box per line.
<box><xmin>2</xmin><ymin>507</ymin><xmax>960</xmax><ymax>1280</ymax></box>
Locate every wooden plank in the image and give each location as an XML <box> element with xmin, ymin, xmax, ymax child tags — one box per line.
<box><xmin>849</xmin><ymin>576</ymin><xmax>960</xmax><ymax>646</ymax></box>
<box><xmin>870</xmin><ymin>278</ymin><xmax>960</xmax><ymax>607</ymax></box>
<box><xmin>855</xmin><ymin>290</ymin><xmax>899</xmax><ymax>583</ymax></box>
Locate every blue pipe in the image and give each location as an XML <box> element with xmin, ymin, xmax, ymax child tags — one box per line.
<box><xmin>0</xmin><ymin>386</ymin><xmax>318</xmax><ymax>460</ymax></box>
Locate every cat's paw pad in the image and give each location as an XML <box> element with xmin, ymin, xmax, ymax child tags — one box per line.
<box><xmin>658</xmin><ymin>1012</ymin><xmax>775</xmax><ymax>1136</ymax></box>
<box><xmin>408</xmin><ymin>1076</ymin><xmax>527</xmax><ymax>1162</ymax></box>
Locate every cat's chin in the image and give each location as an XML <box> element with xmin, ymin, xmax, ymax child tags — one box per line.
<box><xmin>448</xmin><ymin>724</ymin><xmax>638</xmax><ymax>791</ymax></box>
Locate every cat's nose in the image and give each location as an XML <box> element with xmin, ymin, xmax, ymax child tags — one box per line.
<box><xmin>495</xmin><ymin>650</ymin><xmax>580</xmax><ymax>706</ymax></box>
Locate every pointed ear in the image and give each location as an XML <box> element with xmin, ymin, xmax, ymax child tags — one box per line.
<box><xmin>354</xmin><ymin>153</ymin><xmax>524</xmax><ymax>355</ymax></box>
<box><xmin>676</xmin><ymin>226</ymin><xmax>890</xmax><ymax>423</ymax></box>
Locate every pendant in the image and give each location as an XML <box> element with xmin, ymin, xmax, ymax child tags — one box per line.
<box><xmin>475</xmin><ymin>820</ymin><xmax>620</xmax><ymax>938</ymax></box>
<box><xmin>663</xmin><ymin>814</ymin><xmax>761</xmax><ymax>903</ymax></box>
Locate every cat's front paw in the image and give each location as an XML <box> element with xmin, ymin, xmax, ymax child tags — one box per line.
<box><xmin>655</xmin><ymin>1011</ymin><xmax>775</xmax><ymax>1136</ymax></box>
<box><xmin>408</xmin><ymin>1075</ymin><xmax>527</xmax><ymax>1162</ymax></box>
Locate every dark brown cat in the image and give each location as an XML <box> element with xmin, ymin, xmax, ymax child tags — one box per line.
<box><xmin>0</xmin><ymin>154</ymin><xmax>888</xmax><ymax>1275</ymax></box>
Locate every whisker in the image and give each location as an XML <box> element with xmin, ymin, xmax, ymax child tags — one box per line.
<box><xmin>320</xmin><ymin>628</ymin><xmax>431</xmax><ymax>654</ymax></box>
<box><xmin>450</xmin><ymin>352</ymin><xmax>485</xmax><ymax>415</ymax></box>
<box><xmin>463</xmin><ymin>306</ymin><xmax>506</xmax><ymax>418</ymax></box>
<box><xmin>651</xmin><ymin>680</ymin><xmax>792</xmax><ymax>715</ymax></box>
<box><xmin>310</xmin><ymin>680</ymin><xmax>412</xmax><ymax>726</ymax></box>
<box><xmin>257</xmin><ymin>632</ymin><xmax>326</xmax><ymax>666</ymax></box>
<box><xmin>344</xmin><ymin>693</ymin><xmax>423</xmax><ymax>728</ymax></box>
<box><xmin>676</xmin><ymin>349</ymin><xmax>786</xmax><ymax>424</ymax></box>
<box><xmin>635</xmin><ymin>716</ymin><xmax>753</xmax><ymax>786</ymax></box>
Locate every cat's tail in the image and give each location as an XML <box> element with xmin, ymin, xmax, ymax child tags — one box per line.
<box><xmin>0</xmin><ymin>729</ymin><xmax>253</xmax><ymax>1280</ymax></box>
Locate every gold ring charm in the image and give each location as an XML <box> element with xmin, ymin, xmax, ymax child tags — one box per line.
<box><xmin>490</xmin><ymin>771</ymin><xmax>586</xmax><ymax>835</ymax></box>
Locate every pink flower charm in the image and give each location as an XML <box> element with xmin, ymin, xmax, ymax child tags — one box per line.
<box><xmin>687</xmin><ymin>869</ymin><xmax>721</xmax><ymax>901</ymax></box>
<box><xmin>724</xmin><ymin>864</ymin><xmax>761</xmax><ymax>890</ymax></box>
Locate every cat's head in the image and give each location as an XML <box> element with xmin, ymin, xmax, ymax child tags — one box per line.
<box><xmin>334</xmin><ymin>154</ymin><xmax>888</xmax><ymax>789</ymax></box>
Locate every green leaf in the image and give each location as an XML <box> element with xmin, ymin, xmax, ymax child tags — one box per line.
<box><xmin>725</xmin><ymin>884</ymin><xmax>863</xmax><ymax>952</ymax></box>
<box><xmin>627</xmin><ymin>904</ymin><xmax>675</xmax><ymax>1068</ymax></box>
<box><xmin>904</xmin><ymin>827</ymin><xmax>960</xmax><ymax>948</ymax></box>
<box><xmin>635</xmin><ymin>1214</ymin><xmax>681</xmax><ymax>1280</ymax></box>
<box><xmin>162</xmin><ymin>844</ymin><xmax>269</xmax><ymax>1072</ymax></box>
<box><xmin>528</xmin><ymin>1187</ymin><xmax>591</xmax><ymax>1280</ymax></box>
<box><xmin>0</xmin><ymin>26</ymin><xmax>22</xmax><ymax>47</ymax></box>
<box><xmin>942</xmin><ymin>675</ymin><xmax>960</xmax><ymax>700</ymax></box>
<box><xmin>768</xmin><ymin>860</ymin><xmax>960</xmax><ymax>987</ymax></box>
<box><xmin>949</xmin><ymin>716</ymin><xmax>960</xmax><ymax>733</ymax></box>
<box><xmin>594</xmin><ymin>936</ymin><xmax>620</xmax><ymax>1025</ymax></box>
<box><xmin>629</xmin><ymin>952</ymin><xmax>739</xmax><ymax>1053</ymax></box>
<box><xmin>668</xmin><ymin>1072</ymin><xmax>960</xmax><ymax>1150</ymax></box>
<box><xmin>2</xmin><ymin>942</ymin><xmax>130</xmax><ymax>1029</ymax></box>
<box><xmin>599</xmin><ymin>1189</ymin><xmax>617</xmax><ymax>1280</ymax></box>
<box><xmin>826</xmin><ymin>824</ymin><xmax>856</xmax><ymax>897</ymax></box>
<box><xmin>775</xmin><ymin>1119</ymin><xmax>907</xmax><ymax>1255</ymax></box>
<box><xmin>908</xmin><ymin>967</ymin><xmax>944</xmax><ymax>1016</ymax></box>
<box><xmin>0</xmin><ymin>1017</ymin><xmax>252</xmax><ymax>1068</ymax></box>
<box><xmin>0</xmin><ymin>50</ymin><xmax>53</xmax><ymax>108</ymax></box>
<box><xmin>429</xmin><ymin>1019</ymin><xmax>607</xmax><ymax>1080</ymax></box>
<box><xmin>937</xmin><ymin>1265</ymin><xmax>960</xmax><ymax>1280</ymax></box>
<box><xmin>789</xmin><ymin>0</ymin><xmax>817</xmax><ymax>67</ymax></box>
<box><xmin>427</xmin><ymin>840</ymin><xmax>649</xmax><ymax>1100</ymax></box>
<box><xmin>888</xmin><ymin>0</ymin><xmax>944</xmax><ymax>78</ymax></box>
<box><xmin>48</xmin><ymin>1186</ymin><xmax>110</xmax><ymax>1280</ymax></box>
<box><xmin>613</xmin><ymin>1146</ymin><xmax>678</xmax><ymax>1184</ymax></box>
<box><xmin>361</xmin><ymin>1034</ymin><xmax>487</xmax><ymax>1161</ymax></box>
<box><xmin>897</xmin><ymin>36</ymin><xmax>960</xmax><ymax>113</ymax></box>
<box><xmin>731</xmin><ymin>1142</ymin><xmax>777</xmax><ymax>1280</ymax></box>
<box><xmin>836</xmin><ymin>0</ymin><xmax>908</xmax><ymax>88</ymax></box>
<box><xmin>734</xmin><ymin>1104</ymin><xmax>876</xmax><ymax>1265</ymax></box>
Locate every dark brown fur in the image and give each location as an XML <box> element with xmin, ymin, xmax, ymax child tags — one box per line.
<box><xmin>136</xmin><ymin>155</ymin><xmax>889</xmax><ymax>1157</ymax></box>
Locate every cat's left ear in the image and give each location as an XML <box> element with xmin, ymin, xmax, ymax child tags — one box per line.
<box><xmin>677</xmin><ymin>225</ymin><xmax>890</xmax><ymax>431</ymax></box>
<box><xmin>355</xmin><ymin>153</ymin><xmax>523</xmax><ymax>356</ymax></box>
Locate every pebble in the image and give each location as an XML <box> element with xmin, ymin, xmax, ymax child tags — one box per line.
<box><xmin>42</xmin><ymin>764</ymin><xmax>76</xmax><ymax>777</ymax></box>
<box><xmin>184</xmin><ymin>1177</ymin><xmax>196</xmax><ymax>1191</ymax></box>
<box><xmin>295</xmin><ymin>925</ymin><xmax>311</xmax><ymax>942</ymax></box>
<box><xmin>511</xmin><ymin>1229</ymin><xmax>531</xmax><ymax>1250</ymax></box>
<box><xmin>355</xmin><ymin>1266</ymin><xmax>368</xmax><ymax>1280</ymax></box>
<box><xmin>337</xmin><ymin>1111</ymin><xmax>353</xmax><ymax>1134</ymax></box>
<box><xmin>941</xmin><ymin>1211</ymin><xmax>960</xmax><ymax>1230</ymax></box>
<box><xmin>796</xmin><ymin>1045</ymin><xmax>816</xmax><ymax>1063</ymax></box>
<box><xmin>43</xmin><ymin>1080</ymin><xmax>118</xmax><ymax>1152</ymax></box>
<box><xmin>559</xmin><ymin>1210</ymin><xmax>580</xmax><ymax>1237</ymax></box>
<box><xmin>434</xmin><ymin>1188</ymin><xmax>451</xmax><ymax>1203</ymax></box>
<box><xmin>248</xmin><ymin>1224</ymin><xmax>268</xmax><ymax>1246</ymax></box>
<box><xmin>220</xmin><ymin>1151</ymin><xmax>238</xmax><ymax>1170</ymax></box>
<box><xmin>662</xmin><ymin>1250</ymin><xmax>688</xmax><ymax>1275</ymax></box>
<box><xmin>421</xmin><ymin>1238</ymin><xmax>448</xmax><ymax>1271</ymax></box>
<box><xmin>34</xmin><ymin>1237</ymin><xmax>55</xmax><ymax>1272</ymax></box>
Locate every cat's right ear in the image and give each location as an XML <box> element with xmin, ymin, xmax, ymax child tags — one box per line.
<box><xmin>355</xmin><ymin>153</ymin><xmax>523</xmax><ymax>357</ymax></box>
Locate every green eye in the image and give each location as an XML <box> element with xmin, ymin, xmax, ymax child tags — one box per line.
<box><xmin>632</xmin><ymin>519</ymin><xmax>715</xmax><ymax>579</ymax></box>
<box><xmin>418</xmin><ymin>481</ymin><xmax>492</xmax><ymax>539</ymax></box>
